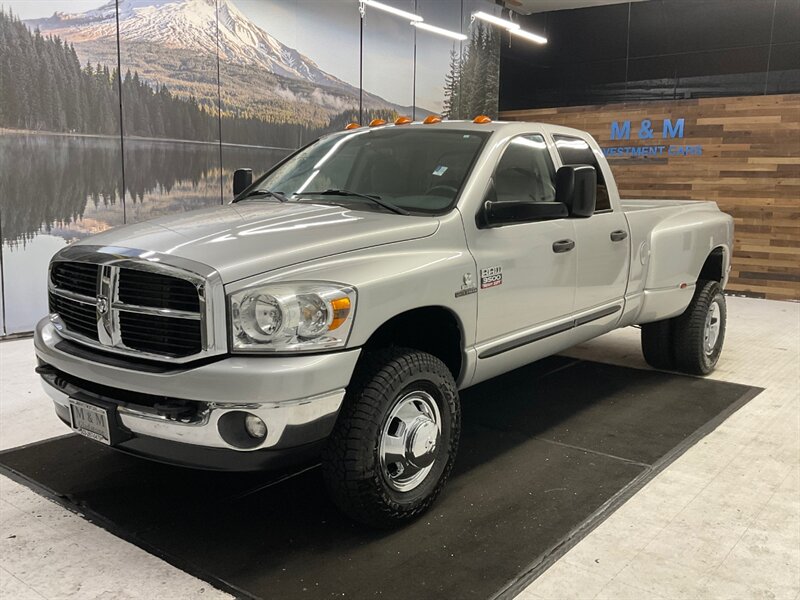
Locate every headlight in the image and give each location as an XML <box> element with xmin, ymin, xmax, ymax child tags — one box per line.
<box><xmin>229</xmin><ymin>282</ymin><xmax>356</xmax><ymax>352</ymax></box>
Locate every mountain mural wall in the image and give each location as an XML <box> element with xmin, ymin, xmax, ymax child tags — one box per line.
<box><xmin>0</xmin><ymin>0</ymin><xmax>501</xmax><ymax>334</ymax></box>
<box><xmin>25</xmin><ymin>0</ymin><xmax>449</xmax><ymax>133</ymax></box>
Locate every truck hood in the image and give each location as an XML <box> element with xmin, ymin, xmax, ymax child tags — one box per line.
<box><xmin>79</xmin><ymin>202</ymin><xmax>440</xmax><ymax>283</ymax></box>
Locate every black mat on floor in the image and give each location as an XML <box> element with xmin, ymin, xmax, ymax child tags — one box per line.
<box><xmin>0</xmin><ymin>357</ymin><xmax>760</xmax><ymax>600</ymax></box>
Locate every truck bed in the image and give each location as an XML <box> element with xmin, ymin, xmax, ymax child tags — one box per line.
<box><xmin>619</xmin><ymin>196</ymin><xmax>732</xmax><ymax>325</ymax></box>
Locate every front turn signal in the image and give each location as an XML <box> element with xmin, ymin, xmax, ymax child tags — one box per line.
<box><xmin>329</xmin><ymin>297</ymin><xmax>352</xmax><ymax>331</ymax></box>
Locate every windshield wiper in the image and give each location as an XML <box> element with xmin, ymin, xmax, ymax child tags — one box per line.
<box><xmin>301</xmin><ymin>189</ymin><xmax>409</xmax><ymax>216</ymax></box>
<box><xmin>240</xmin><ymin>189</ymin><xmax>289</xmax><ymax>202</ymax></box>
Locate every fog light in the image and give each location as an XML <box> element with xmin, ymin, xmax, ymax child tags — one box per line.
<box><xmin>244</xmin><ymin>414</ymin><xmax>267</xmax><ymax>439</ymax></box>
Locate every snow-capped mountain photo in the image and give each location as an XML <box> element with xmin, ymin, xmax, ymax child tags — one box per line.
<box><xmin>29</xmin><ymin>0</ymin><xmax>348</xmax><ymax>89</ymax></box>
<box><xmin>24</xmin><ymin>0</ymin><xmax>419</xmax><ymax>135</ymax></box>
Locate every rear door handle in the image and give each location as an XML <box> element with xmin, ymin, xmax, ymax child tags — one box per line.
<box><xmin>610</xmin><ymin>230</ymin><xmax>628</xmax><ymax>242</ymax></box>
<box><xmin>552</xmin><ymin>239</ymin><xmax>575</xmax><ymax>253</ymax></box>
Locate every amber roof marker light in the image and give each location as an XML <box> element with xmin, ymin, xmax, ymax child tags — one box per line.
<box><xmin>423</xmin><ymin>115</ymin><xmax>442</xmax><ymax>124</ymax></box>
<box><xmin>473</xmin><ymin>115</ymin><xmax>493</xmax><ymax>124</ymax></box>
<box><xmin>345</xmin><ymin>122</ymin><xmax>361</xmax><ymax>130</ymax></box>
<box><xmin>394</xmin><ymin>116</ymin><xmax>413</xmax><ymax>125</ymax></box>
<box><xmin>369</xmin><ymin>118</ymin><xmax>387</xmax><ymax>127</ymax></box>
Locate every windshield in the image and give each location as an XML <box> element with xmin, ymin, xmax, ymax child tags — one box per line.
<box><xmin>247</xmin><ymin>128</ymin><xmax>489</xmax><ymax>214</ymax></box>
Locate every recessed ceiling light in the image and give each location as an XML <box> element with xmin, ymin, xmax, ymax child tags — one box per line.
<box><xmin>472</xmin><ymin>11</ymin><xmax>520</xmax><ymax>30</ymax></box>
<box><xmin>362</xmin><ymin>0</ymin><xmax>422</xmax><ymax>22</ymax></box>
<box><xmin>510</xmin><ymin>28</ymin><xmax>548</xmax><ymax>44</ymax></box>
<box><xmin>412</xmin><ymin>21</ymin><xmax>467</xmax><ymax>41</ymax></box>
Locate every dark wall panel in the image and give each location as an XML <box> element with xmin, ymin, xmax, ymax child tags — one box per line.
<box><xmin>768</xmin><ymin>0</ymin><xmax>800</xmax><ymax>44</ymax></box>
<box><xmin>539</xmin><ymin>3</ymin><xmax>629</xmax><ymax>64</ymax></box>
<box><xmin>500</xmin><ymin>0</ymin><xmax>800</xmax><ymax>111</ymax></box>
<box><xmin>630</xmin><ymin>0</ymin><xmax>774</xmax><ymax>56</ymax></box>
<box><xmin>767</xmin><ymin>42</ymin><xmax>800</xmax><ymax>93</ymax></box>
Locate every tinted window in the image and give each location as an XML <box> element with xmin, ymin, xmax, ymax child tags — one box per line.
<box><xmin>492</xmin><ymin>135</ymin><xmax>556</xmax><ymax>204</ymax></box>
<box><xmin>251</xmin><ymin>128</ymin><xmax>489</xmax><ymax>214</ymax></box>
<box><xmin>553</xmin><ymin>135</ymin><xmax>611</xmax><ymax>211</ymax></box>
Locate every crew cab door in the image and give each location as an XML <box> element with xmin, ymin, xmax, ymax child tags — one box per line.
<box><xmin>552</xmin><ymin>134</ymin><xmax>630</xmax><ymax>314</ymax></box>
<box><xmin>463</xmin><ymin>133</ymin><xmax>577</xmax><ymax>355</ymax></box>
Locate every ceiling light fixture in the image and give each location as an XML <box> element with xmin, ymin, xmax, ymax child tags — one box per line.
<box><xmin>509</xmin><ymin>28</ymin><xmax>547</xmax><ymax>45</ymax></box>
<box><xmin>361</xmin><ymin>0</ymin><xmax>422</xmax><ymax>22</ymax></box>
<box><xmin>471</xmin><ymin>11</ymin><xmax>519</xmax><ymax>30</ymax></box>
<box><xmin>411</xmin><ymin>21</ymin><xmax>467</xmax><ymax>41</ymax></box>
<box><xmin>471</xmin><ymin>10</ymin><xmax>547</xmax><ymax>45</ymax></box>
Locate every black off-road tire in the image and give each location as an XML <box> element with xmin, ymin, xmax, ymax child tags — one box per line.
<box><xmin>672</xmin><ymin>280</ymin><xmax>727</xmax><ymax>376</ymax></box>
<box><xmin>641</xmin><ymin>319</ymin><xmax>676</xmax><ymax>371</ymax></box>
<box><xmin>321</xmin><ymin>347</ymin><xmax>460</xmax><ymax>528</ymax></box>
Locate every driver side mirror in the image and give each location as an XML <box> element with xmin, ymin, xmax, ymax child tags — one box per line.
<box><xmin>556</xmin><ymin>165</ymin><xmax>596</xmax><ymax>218</ymax></box>
<box><xmin>233</xmin><ymin>168</ymin><xmax>253</xmax><ymax>197</ymax></box>
<box><xmin>478</xmin><ymin>179</ymin><xmax>569</xmax><ymax>228</ymax></box>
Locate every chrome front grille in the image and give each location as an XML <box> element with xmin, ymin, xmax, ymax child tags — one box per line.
<box><xmin>48</xmin><ymin>290</ymin><xmax>99</xmax><ymax>341</ymax></box>
<box><xmin>119</xmin><ymin>311</ymin><xmax>202</xmax><ymax>357</ymax></box>
<box><xmin>51</xmin><ymin>262</ymin><xmax>99</xmax><ymax>297</ymax></box>
<box><xmin>48</xmin><ymin>256</ymin><xmax>211</xmax><ymax>361</ymax></box>
<box><xmin>118</xmin><ymin>268</ymin><xmax>201</xmax><ymax>313</ymax></box>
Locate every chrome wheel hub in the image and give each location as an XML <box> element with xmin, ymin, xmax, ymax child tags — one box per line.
<box><xmin>379</xmin><ymin>390</ymin><xmax>442</xmax><ymax>492</ymax></box>
<box><xmin>704</xmin><ymin>300</ymin><xmax>721</xmax><ymax>355</ymax></box>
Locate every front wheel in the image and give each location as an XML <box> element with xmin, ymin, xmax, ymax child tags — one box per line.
<box><xmin>322</xmin><ymin>347</ymin><xmax>460</xmax><ymax>528</ymax></box>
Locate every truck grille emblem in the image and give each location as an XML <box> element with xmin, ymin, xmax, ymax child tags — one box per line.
<box><xmin>96</xmin><ymin>296</ymin><xmax>109</xmax><ymax>315</ymax></box>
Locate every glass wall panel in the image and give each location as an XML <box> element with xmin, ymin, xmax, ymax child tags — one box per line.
<box><xmin>415</xmin><ymin>0</ymin><xmax>461</xmax><ymax>119</ymax></box>
<box><xmin>457</xmin><ymin>0</ymin><xmax>503</xmax><ymax>119</ymax></box>
<box><xmin>362</xmin><ymin>0</ymin><xmax>415</xmax><ymax>121</ymax></box>
<box><xmin>117</xmin><ymin>0</ymin><xmax>223</xmax><ymax>224</ymax></box>
<box><xmin>220</xmin><ymin>1</ymin><xmax>360</xmax><ymax>194</ymax></box>
<box><xmin>0</xmin><ymin>2</ymin><xmax>124</xmax><ymax>333</ymax></box>
<box><xmin>296</xmin><ymin>0</ymin><xmax>361</xmax><ymax>140</ymax></box>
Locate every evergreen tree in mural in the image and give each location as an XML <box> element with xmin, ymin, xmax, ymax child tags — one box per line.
<box><xmin>442</xmin><ymin>21</ymin><xmax>500</xmax><ymax>120</ymax></box>
<box><xmin>442</xmin><ymin>47</ymin><xmax>461</xmax><ymax>118</ymax></box>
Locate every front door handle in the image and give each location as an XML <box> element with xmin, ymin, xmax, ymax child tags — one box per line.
<box><xmin>552</xmin><ymin>239</ymin><xmax>575</xmax><ymax>253</ymax></box>
<box><xmin>610</xmin><ymin>230</ymin><xmax>628</xmax><ymax>242</ymax></box>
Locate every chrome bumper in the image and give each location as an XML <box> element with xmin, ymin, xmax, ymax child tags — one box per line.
<box><xmin>35</xmin><ymin>319</ymin><xmax>360</xmax><ymax>455</ymax></box>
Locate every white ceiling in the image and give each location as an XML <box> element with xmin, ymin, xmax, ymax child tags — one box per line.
<box><xmin>502</xmin><ymin>0</ymin><xmax>647</xmax><ymax>15</ymax></box>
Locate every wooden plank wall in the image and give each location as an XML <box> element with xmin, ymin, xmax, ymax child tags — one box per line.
<box><xmin>501</xmin><ymin>94</ymin><xmax>800</xmax><ymax>301</ymax></box>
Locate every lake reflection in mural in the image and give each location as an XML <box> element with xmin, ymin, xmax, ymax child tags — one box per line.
<box><xmin>0</xmin><ymin>132</ymin><xmax>288</xmax><ymax>332</ymax></box>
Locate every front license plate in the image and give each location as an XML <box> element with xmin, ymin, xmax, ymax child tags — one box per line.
<box><xmin>69</xmin><ymin>399</ymin><xmax>111</xmax><ymax>445</ymax></box>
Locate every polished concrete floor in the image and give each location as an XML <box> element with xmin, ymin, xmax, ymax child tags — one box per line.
<box><xmin>1</xmin><ymin>296</ymin><xmax>798</xmax><ymax>600</ymax></box>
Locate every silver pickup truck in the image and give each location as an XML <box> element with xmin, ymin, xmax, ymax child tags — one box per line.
<box><xmin>35</xmin><ymin>119</ymin><xmax>733</xmax><ymax>526</ymax></box>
